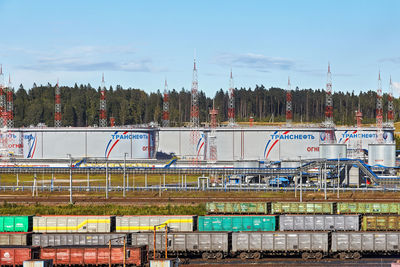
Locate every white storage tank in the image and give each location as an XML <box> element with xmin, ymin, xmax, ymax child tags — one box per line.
<box><xmin>233</xmin><ymin>160</ymin><xmax>260</xmax><ymax>168</ymax></box>
<box><xmin>368</xmin><ymin>143</ymin><xmax>396</xmax><ymax>167</ymax></box>
<box><xmin>319</xmin><ymin>144</ymin><xmax>347</xmax><ymax>159</ymax></box>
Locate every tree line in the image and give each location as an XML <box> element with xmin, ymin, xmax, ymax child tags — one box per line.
<box><xmin>11</xmin><ymin>83</ymin><xmax>398</xmax><ymax>127</ymax></box>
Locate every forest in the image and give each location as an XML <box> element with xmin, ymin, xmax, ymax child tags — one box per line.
<box><xmin>10</xmin><ymin>83</ymin><xmax>397</xmax><ymax>127</ymax></box>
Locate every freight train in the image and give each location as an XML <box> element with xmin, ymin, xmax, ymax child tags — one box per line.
<box><xmin>3</xmin><ymin>201</ymin><xmax>400</xmax><ymax>265</ymax></box>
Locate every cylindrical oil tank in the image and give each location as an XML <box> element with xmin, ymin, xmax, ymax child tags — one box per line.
<box><xmin>368</xmin><ymin>143</ymin><xmax>396</xmax><ymax>167</ymax></box>
<box><xmin>233</xmin><ymin>160</ymin><xmax>260</xmax><ymax>168</ymax></box>
<box><xmin>319</xmin><ymin>144</ymin><xmax>347</xmax><ymax>159</ymax></box>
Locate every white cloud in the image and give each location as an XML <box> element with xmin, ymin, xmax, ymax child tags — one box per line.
<box><xmin>214</xmin><ymin>53</ymin><xmax>295</xmax><ymax>72</ymax></box>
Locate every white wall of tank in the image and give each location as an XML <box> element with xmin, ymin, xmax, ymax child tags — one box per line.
<box><xmin>0</xmin><ymin>127</ymin><xmax>395</xmax><ymax>166</ymax></box>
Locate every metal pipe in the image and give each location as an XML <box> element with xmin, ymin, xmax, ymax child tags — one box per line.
<box><xmin>299</xmin><ymin>156</ymin><xmax>302</xmax><ymax>202</ymax></box>
<box><xmin>153</xmin><ymin>226</ymin><xmax>156</xmax><ymax>260</ymax></box>
<box><xmin>165</xmin><ymin>224</ymin><xmax>168</xmax><ymax>259</ymax></box>
<box><xmin>337</xmin><ymin>154</ymin><xmax>340</xmax><ymax>199</ymax></box>
<box><xmin>324</xmin><ymin>161</ymin><xmax>327</xmax><ymax>200</ymax></box>
<box><xmin>123</xmin><ymin>153</ymin><xmax>127</xmax><ymax>197</ymax></box>
<box><xmin>105</xmin><ymin>160</ymin><xmax>109</xmax><ymax>199</ymax></box>
<box><xmin>68</xmin><ymin>154</ymin><xmax>72</xmax><ymax>204</ymax></box>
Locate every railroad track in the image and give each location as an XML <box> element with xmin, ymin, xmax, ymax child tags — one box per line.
<box><xmin>185</xmin><ymin>257</ymin><xmax>398</xmax><ymax>266</ymax></box>
<box><xmin>2</xmin><ymin>195</ymin><xmax>400</xmax><ymax>204</ymax></box>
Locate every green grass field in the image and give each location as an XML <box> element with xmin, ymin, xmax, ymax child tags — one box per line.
<box><xmin>0</xmin><ymin>173</ymin><xmax>200</xmax><ymax>186</ymax></box>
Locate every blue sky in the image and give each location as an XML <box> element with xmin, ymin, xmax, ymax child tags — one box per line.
<box><xmin>0</xmin><ymin>0</ymin><xmax>399</xmax><ymax>96</ymax></box>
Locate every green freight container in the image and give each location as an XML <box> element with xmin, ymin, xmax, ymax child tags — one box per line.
<box><xmin>0</xmin><ymin>216</ymin><xmax>32</xmax><ymax>232</ymax></box>
<box><xmin>362</xmin><ymin>215</ymin><xmax>400</xmax><ymax>231</ymax></box>
<box><xmin>271</xmin><ymin>202</ymin><xmax>334</xmax><ymax>214</ymax></box>
<box><xmin>205</xmin><ymin>202</ymin><xmax>269</xmax><ymax>214</ymax></box>
<box><xmin>337</xmin><ymin>203</ymin><xmax>400</xmax><ymax>214</ymax></box>
<box><xmin>198</xmin><ymin>215</ymin><xmax>276</xmax><ymax>231</ymax></box>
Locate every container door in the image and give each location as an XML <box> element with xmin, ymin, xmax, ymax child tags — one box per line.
<box><xmin>294</xmin><ymin>216</ymin><xmax>305</xmax><ymax>231</ymax></box>
<box><xmin>387</xmin><ymin>233</ymin><xmax>399</xmax><ymax>251</ymax></box>
<box><xmin>305</xmin><ymin>216</ymin><xmax>315</xmax><ymax>231</ymax></box>
<box><xmin>298</xmin><ymin>234</ymin><xmax>311</xmax><ymax>251</ymax></box>
<box><xmin>241</xmin><ymin>216</ymin><xmax>253</xmax><ymax>231</ymax></box>
<box><xmin>4</xmin><ymin>217</ymin><xmax>14</xmax><ymax>232</ymax></box>
<box><xmin>315</xmin><ymin>216</ymin><xmax>326</xmax><ymax>231</ymax></box>
<box><xmin>222</xmin><ymin>217</ymin><xmax>233</xmax><ymax>231</ymax></box>
<box><xmin>349</xmin><ymin>234</ymin><xmax>362</xmax><ymax>251</ymax></box>
<box><xmin>333</xmin><ymin>216</ymin><xmax>343</xmax><ymax>231</ymax></box>
<box><xmin>249</xmin><ymin>233</ymin><xmax>261</xmax><ymax>250</ymax></box>
<box><xmin>374</xmin><ymin>234</ymin><xmax>386</xmax><ymax>251</ymax></box>
<box><xmin>274</xmin><ymin>233</ymin><xmax>286</xmax><ymax>251</ymax></box>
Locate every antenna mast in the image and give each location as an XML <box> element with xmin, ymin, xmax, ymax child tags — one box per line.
<box><xmin>376</xmin><ymin>72</ymin><xmax>384</xmax><ymax>143</ymax></box>
<box><xmin>286</xmin><ymin>77</ymin><xmax>292</xmax><ymax>126</ymax></box>
<box><xmin>228</xmin><ymin>69</ymin><xmax>235</xmax><ymax>126</ymax></box>
<box><xmin>162</xmin><ymin>79</ymin><xmax>170</xmax><ymax>127</ymax></box>
<box><xmin>388</xmin><ymin>76</ymin><xmax>394</xmax><ymax>126</ymax></box>
<box><xmin>54</xmin><ymin>79</ymin><xmax>62</xmax><ymax>127</ymax></box>
<box><xmin>99</xmin><ymin>73</ymin><xmax>107</xmax><ymax>127</ymax></box>
<box><xmin>6</xmin><ymin>75</ymin><xmax>13</xmax><ymax>128</ymax></box>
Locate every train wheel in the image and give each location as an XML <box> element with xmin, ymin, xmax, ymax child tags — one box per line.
<box><xmin>202</xmin><ymin>252</ymin><xmax>209</xmax><ymax>260</ymax></box>
<box><xmin>301</xmin><ymin>252</ymin><xmax>310</xmax><ymax>260</ymax></box>
<box><xmin>215</xmin><ymin>252</ymin><xmax>223</xmax><ymax>260</ymax></box>
<box><xmin>252</xmin><ymin>252</ymin><xmax>261</xmax><ymax>260</ymax></box>
<box><xmin>240</xmin><ymin>252</ymin><xmax>248</xmax><ymax>260</ymax></box>
<box><xmin>315</xmin><ymin>252</ymin><xmax>323</xmax><ymax>260</ymax></box>
<box><xmin>352</xmin><ymin>252</ymin><xmax>361</xmax><ymax>260</ymax></box>
<box><xmin>339</xmin><ymin>252</ymin><xmax>347</xmax><ymax>260</ymax></box>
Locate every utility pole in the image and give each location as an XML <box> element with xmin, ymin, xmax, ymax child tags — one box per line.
<box><xmin>99</xmin><ymin>73</ymin><xmax>107</xmax><ymax>127</ymax></box>
<box><xmin>299</xmin><ymin>156</ymin><xmax>302</xmax><ymax>202</ymax></box>
<box><xmin>67</xmin><ymin>154</ymin><xmax>73</xmax><ymax>204</ymax></box>
<box><xmin>105</xmin><ymin>159</ymin><xmax>109</xmax><ymax>199</ymax></box>
<box><xmin>324</xmin><ymin>161</ymin><xmax>327</xmax><ymax>200</ymax></box>
<box><xmin>123</xmin><ymin>153</ymin><xmax>128</xmax><ymax>197</ymax></box>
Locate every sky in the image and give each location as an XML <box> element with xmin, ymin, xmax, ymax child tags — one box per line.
<box><xmin>0</xmin><ymin>0</ymin><xmax>399</xmax><ymax>96</ymax></box>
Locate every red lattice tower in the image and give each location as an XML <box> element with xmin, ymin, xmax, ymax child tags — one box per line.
<box><xmin>162</xmin><ymin>79</ymin><xmax>170</xmax><ymax>127</ymax></box>
<box><xmin>388</xmin><ymin>76</ymin><xmax>394</xmax><ymax>125</ymax></box>
<box><xmin>0</xmin><ymin>65</ymin><xmax>5</xmax><ymax>128</ymax></box>
<box><xmin>54</xmin><ymin>79</ymin><xmax>62</xmax><ymax>127</ymax></box>
<box><xmin>376</xmin><ymin>72</ymin><xmax>383</xmax><ymax>143</ymax></box>
<box><xmin>355</xmin><ymin>103</ymin><xmax>363</xmax><ymax>157</ymax></box>
<box><xmin>286</xmin><ymin>77</ymin><xmax>292</xmax><ymax>125</ymax></box>
<box><xmin>99</xmin><ymin>73</ymin><xmax>107</xmax><ymax>127</ymax></box>
<box><xmin>6</xmin><ymin>75</ymin><xmax>13</xmax><ymax>128</ymax></box>
<box><xmin>190</xmin><ymin>58</ymin><xmax>200</xmax><ymax>162</ymax></box>
<box><xmin>209</xmin><ymin>100</ymin><xmax>218</xmax><ymax>162</ymax></box>
<box><xmin>228</xmin><ymin>69</ymin><xmax>235</xmax><ymax>126</ymax></box>
<box><xmin>325</xmin><ymin>63</ymin><xmax>333</xmax><ymax>126</ymax></box>
<box><xmin>110</xmin><ymin>117</ymin><xmax>115</xmax><ymax>127</ymax></box>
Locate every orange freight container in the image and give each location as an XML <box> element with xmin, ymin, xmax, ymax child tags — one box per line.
<box><xmin>40</xmin><ymin>245</ymin><xmax>147</xmax><ymax>266</ymax></box>
<box><xmin>0</xmin><ymin>246</ymin><xmax>38</xmax><ymax>266</ymax></box>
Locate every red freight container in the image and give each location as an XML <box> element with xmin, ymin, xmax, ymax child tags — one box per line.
<box><xmin>0</xmin><ymin>247</ymin><xmax>38</xmax><ymax>266</ymax></box>
<box><xmin>40</xmin><ymin>245</ymin><xmax>147</xmax><ymax>266</ymax></box>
